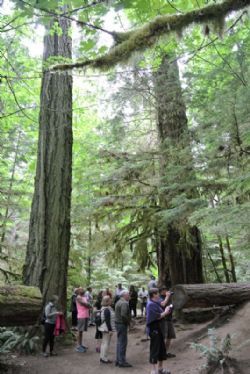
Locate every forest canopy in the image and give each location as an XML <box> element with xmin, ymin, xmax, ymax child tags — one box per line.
<box><xmin>0</xmin><ymin>0</ymin><xmax>250</xmax><ymax>302</ymax></box>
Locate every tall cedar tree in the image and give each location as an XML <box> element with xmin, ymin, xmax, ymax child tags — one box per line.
<box><xmin>23</xmin><ymin>17</ymin><xmax>72</xmax><ymax>309</ymax></box>
<box><xmin>154</xmin><ymin>54</ymin><xmax>203</xmax><ymax>286</ymax></box>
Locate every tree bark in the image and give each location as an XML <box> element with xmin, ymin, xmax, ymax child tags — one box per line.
<box><xmin>218</xmin><ymin>235</ymin><xmax>230</xmax><ymax>282</ymax></box>
<box><xmin>154</xmin><ymin>54</ymin><xmax>203</xmax><ymax>286</ymax></box>
<box><xmin>23</xmin><ymin>16</ymin><xmax>72</xmax><ymax>310</ymax></box>
<box><xmin>172</xmin><ymin>283</ymin><xmax>250</xmax><ymax>310</ymax></box>
<box><xmin>225</xmin><ymin>235</ymin><xmax>237</xmax><ymax>282</ymax></box>
<box><xmin>0</xmin><ymin>285</ymin><xmax>42</xmax><ymax>326</ymax></box>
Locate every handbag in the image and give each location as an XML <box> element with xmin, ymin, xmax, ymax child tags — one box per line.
<box><xmin>98</xmin><ymin>321</ymin><xmax>108</xmax><ymax>332</ymax></box>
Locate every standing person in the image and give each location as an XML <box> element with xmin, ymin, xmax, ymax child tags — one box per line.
<box><xmin>85</xmin><ymin>287</ymin><xmax>95</xmax><ymax>326</ymax></box>
<box><xmin>42</xmin><ymin>295</ymin><xmax>63</xmax><ymax>357</ymax></box>
<box><xmin>148</xmin><ymin>275</ymin><xmax>158</xmax><ymax>290</ymax></box>
<box><xmin>114</xmin><ymin>283</ymin><xmax>124</xmax><ymax>304</ymax></box>
<box><xmin>146</xmin><ymin>288</ymin><xmax>171</xmax><ymax>374</ymax></box>
<box><xmin>106</xmin><ymin>288</ymin><xmax>113</xmax><ymax>299</ymax></box>
<box><xmin>115</xmin><ymin>290</ymin><xmax>132</xmax><ymax>368</ymax></box>
<box><xmin>98</xmin><ymin>295</ymin><xmax>115</xmax><ymax>364</ymax></box>
<box><xmin>94</xmin><ymin>290</ymin><xmax>103</xmax><ymax>353</ymax></box>
<box><xmin>75</xmin><ymin>288</ymin><xmax>91</xmax><ymax>353</ymax></box>
<box><xmin>70</xmin><ymin>288</ymin><xmax>78</xmax><ymax>331</ymax></box>
<box><xmin>138</xmin><ymin>287</ymin><xmax>148</xmax><ymax>316</ymax></box>
<box><xmin>129</xmin><ymin>285</ymin><xmax>138</xmax><ymax>318</ymax></box>
<box><xmin>159</xmin><ymin>286</ymin><xmax>176</xmax><ymax>358</ymax></box>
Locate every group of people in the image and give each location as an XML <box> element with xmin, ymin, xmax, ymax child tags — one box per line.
<box><xmin>71</xmin><ymin>284</ymin><xmax>134</xmax><ymax>367</ymax></box>
<box><xmin>42</xmin><ymin>279</ymin><xmax>176</xmax><ymax>374</ymax></box>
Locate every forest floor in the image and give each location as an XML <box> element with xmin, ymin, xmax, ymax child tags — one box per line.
<box><xmin>5</xmin><ymin>301</ymin><xmax>250</xmax><ymax>374</ymax></box>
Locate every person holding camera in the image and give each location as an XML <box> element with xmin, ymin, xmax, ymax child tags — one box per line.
<box><xmin>146</xmin><ymin>288</ymin><xmax>171</xmax><ymax>374</ymax></box>
<box><xmin>159</xmin><ymin>286</ymin><xmax>176</xmax><ymax>358</ymax></box>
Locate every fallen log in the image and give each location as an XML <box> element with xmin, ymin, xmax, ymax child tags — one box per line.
<box><xmin>177</xmin><ymin>306</ymin><xmax>233</xmax><ymax>323</ymax></box>
<box><xmin>0</xmin><ymin>285</ymin><xmax>42</xmax><ymax>326</ymax></box>
<box><xmin>172</xmin><ymin>283</ymin><xmax>250</xmax><ymax>310</ymax></box>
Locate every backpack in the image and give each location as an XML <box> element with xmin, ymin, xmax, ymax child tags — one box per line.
<box><xmin>41</xmin><ymin>311</ymin><xmax>46</xmax><ymax>325</ymax></box>
<box><xmin>94</xmin><ymin>310</ymin><xmax>102</xmax><ymax>327</ymax></box>
<box><xmin>41</xmin><ymin>303</ymin><xmax>52</xmax><ymax>325</ymax></box>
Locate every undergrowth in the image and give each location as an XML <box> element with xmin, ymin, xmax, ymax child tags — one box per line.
<box><xmin>0</xmin><ymin>326</ymin><xmax>41</xmax><ymax>354</ymax></box>
<box><xmin>191</xmin><ymin>328</ymin><xmax>232</xmax><ymax>373</ymax></box>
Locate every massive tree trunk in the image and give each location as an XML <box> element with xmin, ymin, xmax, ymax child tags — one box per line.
<box><xmin>172</xmin><ymin>283</ymin><xmax>250</xmax><ymax>310</ymax></box>
<box><xmin>0</xmin><ymin>285</ymin><xmax>42</xmax><ymax>326</ymax></box>
<box><xmin>23</xmin><ymin>17</ymin><xmax>72</xmax><ymax>310</ymax></box>
<box><xmin>154</xmin><ymin>54</ymin><xmax>203</xmax><ymax>286</ymax></box>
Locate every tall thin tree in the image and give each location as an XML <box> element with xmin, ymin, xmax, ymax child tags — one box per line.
<box><xmin>23</xmin><ymin>16</ymin><xmax>72</xmax><ymax>309</ymax></box>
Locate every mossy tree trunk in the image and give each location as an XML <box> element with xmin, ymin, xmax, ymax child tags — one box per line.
<box><xmin>23</xmin><ymin>17</ymin><xmax>72</xmax><ymax>310</ymax></box>
<box><xmin>154</xmin><ymin>54</ymin><xmax>203</xmax><ymax>286</ymax></box>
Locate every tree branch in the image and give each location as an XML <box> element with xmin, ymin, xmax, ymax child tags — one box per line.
<box><xmin>18</xmin><ymin>0</ymin><xmax>115</xmax><ymax>37</ymax></box>
<box><xmin>51</xmin><ymin>0</ymin><xmax>250</xmax><ymax>71</ymax></box>
<box><xmin>61</xmin><ymin>0</ymin><xmax>108</xmax><ymax>16</ymax></box>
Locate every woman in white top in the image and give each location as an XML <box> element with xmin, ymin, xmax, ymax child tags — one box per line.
<box><xmin>98</xmin><ymin>295</ymin><xmax>115</xmax><ymax>363</ymax></box>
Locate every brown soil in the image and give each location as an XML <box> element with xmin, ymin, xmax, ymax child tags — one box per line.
<box><xmin>4</xmin><ymin>302</ymin><xmax>250</xmax><ymax>374</ymax></box>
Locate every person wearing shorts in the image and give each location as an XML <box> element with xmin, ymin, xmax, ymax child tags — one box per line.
<box><xmin>76</xmin><ymin>288</ymin><xmax>90</xmax><ymax>352</ymax></box>
<box><xmin>159</xmin><ymin>286</ymin><xmax>176</xmax><ymax>358</ymax></box>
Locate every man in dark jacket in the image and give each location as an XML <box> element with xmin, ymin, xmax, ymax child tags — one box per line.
<box><xmin>146</xmin><ymin>288</ymin><xmax>171</xmax><ymax>374</ymax></box>
<box><xmin>115</xmin><ymin>290</ymin><xmax>132</xmax><ymax>367</ymax></box>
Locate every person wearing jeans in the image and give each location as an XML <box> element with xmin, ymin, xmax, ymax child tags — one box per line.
<box><xmin>115</xmin><ymin>290</ymin><xmax>132</xmax><ymax>368</ymax></box>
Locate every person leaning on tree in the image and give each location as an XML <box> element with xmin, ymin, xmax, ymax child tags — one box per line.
<box><xmin>42</xmin><ymin>295</ymin><xmax>63</xmax><ymax>357</ymax></box>
<box><xmin>146</xmin><ymin>288</ymin><xmax>171</xmax><ymax>374</ymax></box>
<box><xmin>115</xmin><ymin>289</ymin><xmax>132</xmax><ymax>368</ymax></box>
<box><xmin>159</xmin><ymin>286</ymin><xmax>176</xmax><ymax>358</ymax></box>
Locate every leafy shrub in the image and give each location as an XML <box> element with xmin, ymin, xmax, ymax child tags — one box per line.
<box><xmin>0</xmin><ymin>327</ymin><xmax>40</xmax><ymax>354</ymax></box>
<box><xmin>191</xmin><ymin>328</ymin><xmax>232</xmax><ymax>372</ymax></box>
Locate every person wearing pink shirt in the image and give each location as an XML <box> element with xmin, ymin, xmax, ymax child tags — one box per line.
<box><xmin>76</xmin><ymin>288</ymin><xmax>91</xmax><ymax>352</ymax></box>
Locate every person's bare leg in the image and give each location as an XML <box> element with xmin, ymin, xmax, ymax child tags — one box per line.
<box><xmin>151</xmin><ymin>363</ymin><xmax>158</xmax><ymax>374</ymax></box>
<box><xmin>158</xmin><ymin>360</ymin><xmax>171</xmax><ymax>374</ymax></box>
<box><xmin>77</xmin><ymin>331</ymin><xmax>82</xmax><ymax>346</ymax></box>
<box><xmin>166</xmin><ymin>339</ymin><xmax>171</xmax><ymax>352</ymax></box>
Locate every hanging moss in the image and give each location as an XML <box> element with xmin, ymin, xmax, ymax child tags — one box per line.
<box><xmin>51</xmin><ymin>0</ymin><xmax>250</xmax><ymax>72</ymax></box>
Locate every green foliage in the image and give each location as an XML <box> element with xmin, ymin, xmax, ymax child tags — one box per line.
<box><xmin>0</xmin><ymin>327</ymin><xmax>40</xmax><ymax>354</ymax></box>
<box><xmin>191</xmin><ymin>328</ymin><xmax>232</xmax><ymax>370</ymax></box>
<box><xmin>0</xmin><ymin>11</ymin><xmax>40</xmax><ymax>282</ymax></box>
<box><xmin>1</xmin><ymin>0</ymin><xmax>250</xmax><ymax>299</ymax></box>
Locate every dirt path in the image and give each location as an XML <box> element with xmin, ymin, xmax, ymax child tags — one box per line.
<box><xmin>8</xmin><ymin>303</ymin><xmax>250</xmax><ymax>374</ymax></box>
<box><xmin>8</xmin><ymin>321</ymin><xmax>204</xmax><ymax>374</ymax></box>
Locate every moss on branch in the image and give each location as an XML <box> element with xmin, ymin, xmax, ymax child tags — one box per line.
<box><xmin>51</xmin><ymin>0</ymin><xmax>250</xmax><ymax>71</ymax></box>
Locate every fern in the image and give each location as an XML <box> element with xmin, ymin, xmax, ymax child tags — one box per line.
<box><xmin>0</xmin><ymin>328</ymin><xmax>40</xmax><ymax>354</ymax></box>
<box><xmin>191</xmin><ymin>328</ymin><xmax>232</xmax><ymax>370</ymax></box>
